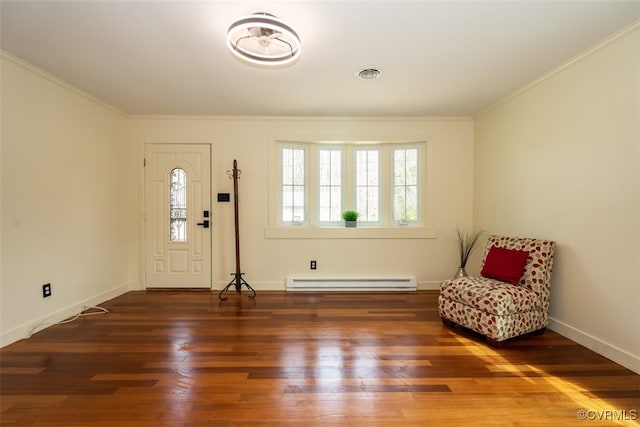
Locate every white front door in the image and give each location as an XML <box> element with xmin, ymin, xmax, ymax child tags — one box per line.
<box><xmin>144</xmin><ymin>143</ymin><xmax>211</xmax><ymax>288</ymax></box>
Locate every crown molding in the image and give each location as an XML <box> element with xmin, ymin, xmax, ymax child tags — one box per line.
<box><xmin>1</xmin><ymin>50</ymin><xmax>127</xmax><ymax>118</ymax></box>
<box><xmin>475</xmin><ymin>21</ymin><xmax>640</xmax><ymax>119</ymax></box>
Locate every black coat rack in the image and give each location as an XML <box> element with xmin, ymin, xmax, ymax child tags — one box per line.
<box><xmin>219</xmin><ymin>159</ymin><xmax>256</xmax><ymax>300</ymax></box>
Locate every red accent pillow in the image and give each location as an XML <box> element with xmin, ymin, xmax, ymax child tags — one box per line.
<box><xmin>481</xmin><ymin>246</ymin><xmax>530</xmax><ymax>285</ymax></box>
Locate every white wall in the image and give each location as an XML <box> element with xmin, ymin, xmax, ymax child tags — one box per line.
<box><xmin>473</xmin><ymin>25</ymin><xmax>639</xmax><ymax>373</ymax></box>
<box><xmin>0</xmin><ymin>54</ymin><xmax>132</xmax><ymax>345</ymax></box>
<box><xmin>128</xmin><ymin>116</ymin><xmax>475</xmax><ymax>292</ymax></box>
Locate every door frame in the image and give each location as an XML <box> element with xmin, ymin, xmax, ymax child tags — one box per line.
<box><xmin>138</xmin><ymin>140</ymin><xmax>216</xmax><ymax>290</ymax></box>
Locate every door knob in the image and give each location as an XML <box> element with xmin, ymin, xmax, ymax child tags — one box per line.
<box><xmin>197</xmin><ymin>220</ymin><xmax>210</xmax><ymax>228</ymax></box>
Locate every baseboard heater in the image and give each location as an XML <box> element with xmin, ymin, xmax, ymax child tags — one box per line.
<box><xmin>286</xmin><ymin>277</ymin><xmax>417</xmax><ymax>292</ymax></box>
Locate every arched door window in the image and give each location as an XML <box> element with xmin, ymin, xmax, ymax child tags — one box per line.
<box><xmin>169</xmin><ymin>168</ymin><xmax>187</xmax><ymax>242</ymax></box>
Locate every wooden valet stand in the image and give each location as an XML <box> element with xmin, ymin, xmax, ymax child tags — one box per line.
<box><xmin>219</xmin><ymin>159</ymin><xmax>256</xmax><ymax>301</ymax></box>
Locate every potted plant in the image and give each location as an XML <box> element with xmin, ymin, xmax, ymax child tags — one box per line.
<box><xmin>454</xmin><ymin>227</ymin><xmax>484</xmax><ymax>278</ymax></box>
<box><xmin>341</xmin><ymin>210</ymin><xmax>359</xmax><ymax>227</ymax></box>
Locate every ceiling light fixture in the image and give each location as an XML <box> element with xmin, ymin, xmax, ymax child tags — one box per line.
<box><xmin>357</xmin><ymin>68</ymin><xmax>382</xmax><ymax>80</ymax></box>
<box><xmin>227</xmin><ymin>12</ymin><xmax>301</xmax><ymax>67</ymax></box>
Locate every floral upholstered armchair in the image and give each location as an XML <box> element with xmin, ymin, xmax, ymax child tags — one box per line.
<box><xmin>439</xmin><ymin>235</ymin><xmax>556</xmax><ymax>345</ymax></box>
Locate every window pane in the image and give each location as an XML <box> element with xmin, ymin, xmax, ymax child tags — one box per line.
<box><xmin>169</xmin><ymin>168</ymin><xmax>187</xmax><ymax>242</ymax></box>
<box><xmin>393</xmin><ymin>147</ymin><xmax>420</xmax><ymax>224</ymax></box>
<box><xmin>319</xmin><ymin>186</ymin><xmax>330</xmax><ymax>220</ymax></box>
<box><xmin>282</xmin><ymin>147</ymin><xmax>305</xmax><ymax>222</ymax></box>
<box><xmin>318</xmin><ymin>148</ymin><xmax>342</xmax><ymax>222</ymax></box>
<box><xmin>319</xmin><ymin>151</ymin><xmax>330</xmax><ymax>185</ymax></box>
<box><xmin>393</xmin><ymin>186</ymin><xmax>405</xmax><ymax>222</ymax></box>
<box><xmin>367</xmin><ymin>187</ymin><xmax>379</xmax><ymax>220</ymax></box>
<box><xmin>329</xmin><ymin>186</ymin><xmax>341</xmax><ymax>221</ymax></box>
<box><xmin>356</xmin><ymin>148</ymin><xmax>379</xmax><ymax>222</ymax></box>
<box><xmin>405</xmin><ymin>185</ymin><xmax>418</xmax><ymax>222</ymax></box>
<box><xmin>282</xmin><ymin>149</ymin><xmax>293</xmax><ymax>185</ymax></box>
<box><xmin>405</xmin><ymin>149</ymin><xmax>418</xmax><ymax>185</ymax></box>
<box><xmin>294</xmin><ymin>149</ymin><xmax>305</xmax><ymax>185</ymax></box>
<box><xmin>293</xmin><ymin>186</ymin><xmax>305</xmax><ymax>223</ymax></box>
<box><xmin>282</xmin><ymin>187</ymin><xmax>293</xmax><ymax>206</ymax></box>
<box><xmin>356</xmin><ymin>153</ymin><xmax>366</xmax><ymax>185</ymax></box>
<box><xmin>367</xmin><ymin>151</ymin><xmax>379</xmax><ymax>185</ymax></box>
<box><xmin>356</xmin><ymin>187</ymin><xmax>368</xmax><ymax>214</ymax></box>
<box><xmin>330</xmin><ymin>152</ymin><xmax>341</xmax><ymax>183</ymax></box>
<box><xmin>394</xmin><ymin>150</ymin><xmax>406</xmax><ymax>185</ymax></box>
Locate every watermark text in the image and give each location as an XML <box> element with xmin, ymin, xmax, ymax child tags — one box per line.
<box><xmin>577</xmin><ymin>409</ymin><xmax>637</xmax><ymax>421</ymax></box>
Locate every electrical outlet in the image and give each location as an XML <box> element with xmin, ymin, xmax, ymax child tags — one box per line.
<box><xmin>310</xmin><ymin>260</ymin><xmax>317</xmax><ymax>270</ymax></box>
<box><xmin>42</xmin><ymin>283</ymin><xmax>52</xmax><ymax>298</ymax></box>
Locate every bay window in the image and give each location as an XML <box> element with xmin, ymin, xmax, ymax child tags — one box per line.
<box><xmin>278</xmin><ymin>141</ymin><xmax>424</xmax><ymax>227</ymax></box>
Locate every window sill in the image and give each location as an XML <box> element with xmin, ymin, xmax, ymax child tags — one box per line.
<box><xmin>264</xmin><ymin>226</ymin><xmax>438</xmax><ymax>239</ymax></box>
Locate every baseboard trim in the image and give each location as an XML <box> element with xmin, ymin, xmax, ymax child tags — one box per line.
<box><xmin>0</xmin><ymin>284</ymin><xmax>130</xmax><ymax>348</ymax></box>
<box><xmin>216</xmin><ymin>280</ymin><xmax>442</xmax><ymax>292</ymax></box>
<box><xmin>418</xmin><ymin>280</ymin><xmax>441</xmax><ymax>291</ymax></box>
<box><xmin>548</xmin><ymin>317</ymin><xmax>640</xmax><ymax>374</ymax></box>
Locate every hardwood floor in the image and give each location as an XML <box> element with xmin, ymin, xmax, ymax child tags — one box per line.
<box><xmin>1</xmin><ymin>291</ymin><xmax>638</xmax><ymax>426</ymax></box>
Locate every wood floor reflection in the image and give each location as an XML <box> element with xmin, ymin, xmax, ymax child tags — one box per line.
<box><xmin>1</xmin><ymin>291</ymin><xmax>638</xmax><ymax>426</ymax></box>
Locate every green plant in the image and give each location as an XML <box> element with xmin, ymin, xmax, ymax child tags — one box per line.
<box><xmin>456</xmin><ymin>227</ymin><xmax>484</xmax><ymax>268</ymax></box>
<box><xmin>341</xmin><ymin>210</ymin><xmax>359</xmax><ymax>222</ymax></box>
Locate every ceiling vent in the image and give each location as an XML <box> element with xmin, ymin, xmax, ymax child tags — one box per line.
<box><xmin>357</xmin><ymin>68</ymin><xmax>382</xmax><ymax>80</ymax></box>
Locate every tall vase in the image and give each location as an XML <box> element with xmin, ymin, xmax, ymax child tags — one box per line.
<box><xmin>454</xmin><ymin>267</ymin><xmax>467</xmax><ymax>279</ymax></box>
